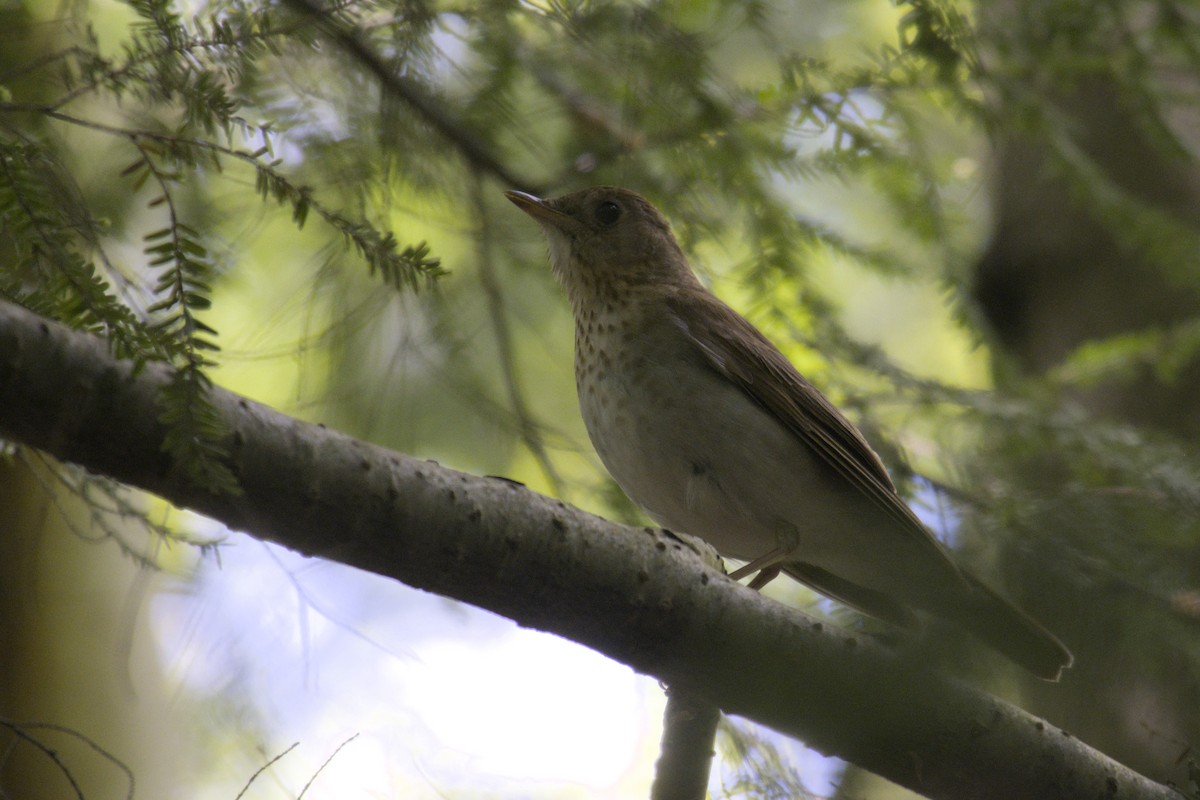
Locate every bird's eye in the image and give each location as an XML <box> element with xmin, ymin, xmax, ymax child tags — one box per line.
<box><xmin>594</xmin><ymin>201</ymin><xmax>621</xmax><ymax>226</ymax></box>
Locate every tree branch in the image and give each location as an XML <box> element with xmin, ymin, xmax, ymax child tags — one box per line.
<box><xmin>652</xmin><ymin>684</ymin><xmax>721</xmax><ymax>800</ymax></box>
<box><xmin>0</xmin><ymin>297</ymin><xmax>1182</xmax><ymax>800</ymax></box>
<box><xmin>281</xmin><ymin>0</ymin><xmax>541</xmax><ymax>194</ymax></box>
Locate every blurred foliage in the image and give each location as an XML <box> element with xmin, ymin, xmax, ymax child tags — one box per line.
<box><xmin>715</xmin><ymin>718</ymin><xmax>821</xmax><ymax>800</ymax></box>
<box><xmin>3</xmin><ymin>0</ymin><xmax>1200</xmax><ymax>796</ymax></box>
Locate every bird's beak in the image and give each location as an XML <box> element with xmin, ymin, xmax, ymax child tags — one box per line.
<box><xmin>505</xmin><ymin>190</ymin><xmax>574</xmax><ymax>229</ymax></box>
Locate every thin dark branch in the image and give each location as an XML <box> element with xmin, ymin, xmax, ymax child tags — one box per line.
<box><xmin>281</xmin><ymin>0</ymin><xmax>541</xmax><ymax>193</ymax></box>
<box><xmin>234</xmin><ymin>742</ymin><xmax>299</xmax><ymax>800</ymax></box>
<box><xmin>471</xmin><ymin>178</ymin><xmax>566</xmax><ymax>496</ymax></box>
<box><xmin>297</xmin><ymin>734</ymin><xmax>359</xmax><ymax>799</ymax></box>
<box><xmin>0</xmin><ymin>718</ymin><xmax>135</xmax><ymax>800</ymax></box>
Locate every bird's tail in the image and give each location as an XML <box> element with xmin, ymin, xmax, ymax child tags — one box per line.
<box><xmin>947</xmin><ymin>575</ymin><xmax>1073</xmax><ymax>681</ymax></box>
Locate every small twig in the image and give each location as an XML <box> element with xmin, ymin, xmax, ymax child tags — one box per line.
<box><xmin>297</xmin><ymin>734</ymin><xmax>360</xmax><ymax>800</ymax></box>
<box><xmin>0</xmin><ymin>719</ymin><xmax>135</xmax><ymax>800</ymax></box>
<box><xmin>234</xmin><ymin>741</ymin><xmax>300</xmax><ymax>800</ymax></box>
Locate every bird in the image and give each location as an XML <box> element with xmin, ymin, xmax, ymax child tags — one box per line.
<box><xmin>505</xmin><ymin>185</ymin><xmax>1073</xmax><ymax>681</ymax></box>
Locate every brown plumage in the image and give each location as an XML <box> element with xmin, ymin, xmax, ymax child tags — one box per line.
<box><xmin>506</xmin><ymin>186</ymin><xmax>1072</xmax><ymax>681</ymax></box>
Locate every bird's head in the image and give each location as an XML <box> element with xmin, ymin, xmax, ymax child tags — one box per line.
<box><xmin>505</xmin><ymin>186</ymin><xmax>697</xmax><ymax>306</ymax></box>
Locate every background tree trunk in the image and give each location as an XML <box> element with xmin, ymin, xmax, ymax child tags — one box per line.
<box><xmin>972</xmin><ymin>0</ymin><xmax>1200</xmax><ymax>786</ymax></box>
<box><xmin>0</xmin><ymin>460</ymin><xmax>185</xmax><ymax>800</ymax></box>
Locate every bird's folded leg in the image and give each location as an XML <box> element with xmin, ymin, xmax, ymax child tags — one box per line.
<box><xmin>727</xmin><ymin>522</ymin><xmax>799</xmax><ymax>589</ymax></box>
<box><xmin>745</xmin><ymin>565</ymin><xmax>781</xmax><ymax>590</ymax></box>
<box><xmin>727</xmin><ymin>550</ymin><xmax>787</xmax><ymax>583</ymax></box>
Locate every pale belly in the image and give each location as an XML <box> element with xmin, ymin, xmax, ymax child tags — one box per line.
<box><xmin>576</xmin><ymin>321</ymin><xmax>853</xmax><ymax>566</ymax></box>
<box><xmin>571</xmin><ymin>303</ymin><xmax>969</xmax><ymax>611</ymax></box>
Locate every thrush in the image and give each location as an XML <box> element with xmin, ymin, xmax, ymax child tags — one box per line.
<box><xmin>506</xmin><ymin>185</ymin><xmax>1073</xmax><ymax>681</ymax></box>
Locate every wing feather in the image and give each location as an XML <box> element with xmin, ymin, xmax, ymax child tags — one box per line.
<box><xmin>663</xmin><ymin>288</ymin><xmax>950</xmax><ymax>556</ymax></box>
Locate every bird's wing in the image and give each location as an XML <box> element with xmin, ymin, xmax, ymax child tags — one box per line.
<box><xmin>664</xmin><ymin>288</ymin><xmax>953</xmax><ymax>554</ymax></box>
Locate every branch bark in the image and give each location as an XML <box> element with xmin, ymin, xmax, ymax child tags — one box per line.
<box><xmin>0</xmin><ymin>298</ymin><xmax>1183</xmax><ymax>800</ymax></box>
<box><xmin>651</xmin><ymin>684</ymin><xmax>721</xmax><ymax>800</ymax></box>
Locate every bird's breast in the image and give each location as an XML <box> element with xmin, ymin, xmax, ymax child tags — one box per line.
<box><xmin>572</xmin><ymin>302</ymin><xmax>832</xmax><ymax>560</ymax></box>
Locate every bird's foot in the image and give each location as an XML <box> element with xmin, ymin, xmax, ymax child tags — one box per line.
<box><xmin>727</xmin><ymin>522</ymin><xmax>801</xmax><ymax>590</ymax></box>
